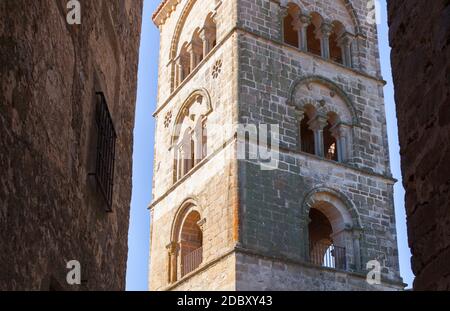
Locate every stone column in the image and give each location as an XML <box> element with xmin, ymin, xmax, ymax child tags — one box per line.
<box><xmin>308</xmin><ymin>115</ymin><xmax>328</xmax><ymax>157</ymax></box>
<box><xmin>319</xmin><ymin>22</ymin><xmax>333</xmax><ymax>59</ymax></box>
<box><xmin>177</xmin><ymin>241</ymin><xmax>185</xmax><ymax>280</ymax></box>
<box><xmin>330</xmin><ymin>227</ymin><xmax>353</xmax><ymax>271</ymax></box>
<box><xmin>352</xmin><ymin>228</ymin><xmax>363</xmax><ymax>271</ymax></box>
<box><xmin>200</xmin><ymin>28</ymin><xmax>210</xmax><ymax>56</ymax></box>
<box><xmin>193</xmin><ymin>117</ymin><xmax>204</xmax><ymax>164</ymax></box>
<box><xmin>177</xmin><ymin>144</ymin><xmax>184</xmax><ymax>180</ymax></box>
<box><xmin>335</xmin><ymin>123</ymin><xmax>353</xmax><ymax>163</ymax></box>
<box><xmin>338</xmin><ymin>32</ymin><xmax>354</xmax><ymax>67</ymax></box>
<box><xmin>279</xmin><ymin>6</ymin><xmax>288</xmax><ymax>22</ymax></box>
<box><xmin>301</xmin><ymin>217</ymin><xmax>311</xmax><ymax>262</ymax></box>
<box><xmin>178</xmin><ymin>138</ymin><xmax>191</xmax><ymax>178</ymax></box>
<box><xmin>187</xmin><ymin>43</ymin><xmax>195</xmax><ymax>72</ymax></box>
<box><xmin>174</xmin><ymin>56</ymin><xmax>182</xmax><ymax>87</ymax></box>
<box><xmin>166</xmin><ymin>242</ymin><xmax>179</xmax><ymax>283</ymax></box>
<box><xmin>296</xmin><ymin>14</ymin><xmax>311</xmax><ymax>51</ymax></box>
<box><xmin>197</xmin><ymin>218</ymin><xmax>206</xmax><ymax>232</ymax></box>
<box><xmin>202</xmin><ymin>120</ymin><xmax>208</xmax><ymax>159</ymax></box>
<box><xmin>330</xmin><ymin>123</ymin><xmax>344</xmax><ymax>163</ymax></box>
<box><xmin>295</xmin><ymin>108</ymin><xmax>305</xmax><ymax>152</ymax></box>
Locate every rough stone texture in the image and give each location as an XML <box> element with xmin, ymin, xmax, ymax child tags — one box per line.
<box><xmin>150</xmin><ymin>0</ymin><xmax>404</xmax><ymax>291</ymax></box>
<box><xmin>387</xmin><ymin>0</ymin><xmax>450</xmax><ymax>291</ymax></box>
<box><xmin>0</xmin><ymin>0</ymin><xmax>143</xmax><ymax>290</ymax></box>
<box><xmin>236</xmin><ymin>251</ymin><xmax>401</xmax><ymax>291</ymax></box>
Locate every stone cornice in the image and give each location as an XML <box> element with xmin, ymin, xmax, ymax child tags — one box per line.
<box><xmin>152</xmin><ymin>0</ymin><xmax>181</xmax><ymax>27</ymax></box>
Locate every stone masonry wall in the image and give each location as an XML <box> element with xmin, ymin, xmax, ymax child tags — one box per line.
<box><xmin>0</xmin><ymin>0</ymin><xmax>143</xmax><ymax>290</ymax></box>
<box><xmin>150</xmin><ymin>0</ymin><xmax>404</xmax><ymax>290</ymax></box>
<box><xmin>236</xmin><ymin>0</ymin><xmax>403</xmax><ymax>287</ymax></box>
<box><xmin>236</xmin><ymin>251</ymin><xmax>403</xmax><ymax>290</ymax></box>
<box><xmin>149</xmin><ymin>0</ymin><xmax>239</xmax><ymax>290</ymax></box>
<box><xmin>387</xmin><ymin>0</ymin><xmax>450</xmax><ymax>290</ymax></box>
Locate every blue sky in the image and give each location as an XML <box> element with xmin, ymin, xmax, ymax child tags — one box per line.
<box><xmin>125</xmin><ymin>0</ymin><xmax>414</xmax><ymax>291</ymax></box>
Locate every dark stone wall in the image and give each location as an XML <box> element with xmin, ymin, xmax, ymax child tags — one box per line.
<box><xmin>0</xmin><ymin>0</ymin><xmax>143</xmax><ymax>290</ymax></box>
<box><xmin>387</xmin><ymin>0</ymin><xmax>450</xmax><ymax>290</ymax></box>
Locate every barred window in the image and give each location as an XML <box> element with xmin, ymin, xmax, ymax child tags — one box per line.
<box><xmin>94</xmin><ymin>92</ymin><xmax>116</xmax><ymax>211</ymax></box>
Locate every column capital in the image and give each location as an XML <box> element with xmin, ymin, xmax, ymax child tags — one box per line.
<box><xmin>294</xmin><ymin>108</ymin><xmax>305</xmax><ymax>120</ymax></box>
<box><xmin>332</xmin><ymin>122</ymin><xmax>352</xmax><ymax>137</ymax></box>
<box><xmin>166</xmin><ymin>241</ymin><xmax>179</xmax><ymax>255</ymax></box>
<box><xmin>352</xmin><ymin>228</ymin><xmax>363</xmax><ymax>239</ymax></box>
<box><xmin>330</xmin><ymin>122</ymin><xmax>343</xmax><ymax>138</ymax></box>
<box><xmin>199</xmin><ymin>27</ymin><xmax>206</xmax><ymax>40</ymax></box>
<box><xmin>197</xmin><ymin>218</ymin><xmax>206</xmax><ymax>231</ymax></box>
<box><xmin>279</xmin><ymin>6</ymin><xmax>289</xmax><ymax>17</ymax></box>
<box><xmin>200</xmin><ymin>26</ymin><xmax>215</xmax><ymax>41</ymax></box>
<box><xmin>299</xmin><ymin>13</ymin><xmax>312</xmax><ymax>26</ymax></box>
<box><xmin>186</xmin><ymin>42</ymin><xmax>194</xmax><ymax>53</ymax></box>
<box><xmin>319</xmin><ymin>21</ymin><xmax>333</xmax><ymax>38</ymax></box>
<box><xmin>292</xmin><ymin>13</ymin><xmax>311</xmax><ymax>31</ymax></box>
<box><xmin>308</xmin><ymin>114</ymin><xmax>328</xmax><ymax>131</ymax></box>
<box><xmin>338</xmin><ymin>32</ymin><xmax>354</xmax><ymax>47</ymax></box>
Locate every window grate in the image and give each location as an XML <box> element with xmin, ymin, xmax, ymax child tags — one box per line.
<box><xmin>309</xmin><ymin>241</ymin><xmax>347</xmax><ymax>271</ymax></box>
<box><xmin>94</xmin><ymin>92</ymin><xmax>116</xmax><ymax>212</ymax></box>
<box><xmin>181</xmin><ymin>247</ymin><xmax>203</xmax><ymax>277</ymax></box>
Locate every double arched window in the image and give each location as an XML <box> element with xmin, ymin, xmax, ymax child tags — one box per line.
<box><xmin>174</xmin><ymin>13</ymin><xmax>217</xmax><ymax>89</ymax></box>
<box><xmin>292</xmin><ymin>78</ymin><xmax>357</xmax><ymax>163</ymax></box>
<box><xmin>171</xmin><ymin>90</ymin><xmax>212</xmax><ymax>182</ymax></box>
<box><xmin>283</xmin><ymin>3</ymin><xmax>354</xmax><ymax>67</ymax></box>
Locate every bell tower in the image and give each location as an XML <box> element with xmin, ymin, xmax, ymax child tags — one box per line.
<box><xmin>149</xmin><ymin>0</ymin><xmax>405</xmax><ymax>291</ymax></box>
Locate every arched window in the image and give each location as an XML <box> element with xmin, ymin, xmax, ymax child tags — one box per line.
<box><xmin>293</xmin><ymin>80</ymin><xmax>355</xmax><ymax>163</ymax></box>
<box><xmin>180</xmin><ymin>211</ymin><xmax>203</xmax><ymax>277</ymax></box>
<box><xmin>177</xmin><ymin>42</ymin><xmax>191</xmax><ymax>85</ymax></box>
<box><xmin>330</xmin><ymin>21</ymin><xmax>345</xmax><ymax>64</ymax></box>
<box><xmin>171</xmin><ymin>11</ymin><xmax>218</xmax><ymax>91</ymax></box>
<box><xmin>173</xmin><ymin>93</ymin><xmax>211</xmax><ymax>182</ymax></box>
<box><xmin>204</xmin><ymin>14</ymin><xmax>217</xmax><ymax>54</ymax></box>
<box><xmin>323</xmin><ymin>122</ymin><xmax>338</xmax><ymax>161</ymax></box>
<box><xmin>309</xmin><ymin>207</ymin><xmax>346</xmax><ymax>270</ymax></box>
<box><xmin>307</xmin><ymin>13</ymin><xmax>322</xmax><ymax>56</ymax></box>
<box><xmin>300</xmin><ymin>109</ymin><xmax>315</xmax><ymax>155</ymax></box>
<box><xmin>304</xmin><ymin>189</ymin><xmax>361</xmax><ymax>271</ymax></box>
<box><xmin>324</xmin><ymin>117</ymin><xmax>338</xmax><ymax>161</ymax></box>
<box><xmin>167</xmin><ymin>202</ymin><xmax>205</xmax><ymax>283</ymax></box>
<box><xmin>283</xmin><ymin>4</ymin><xmax>300</xmax><ymax>47</ymax></box>
<box><xmin>191</xmin><ymin>29</ymin><xmax>204</xmax><ymax>69</ymax></box>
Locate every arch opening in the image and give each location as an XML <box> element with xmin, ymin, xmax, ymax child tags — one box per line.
<box><xmin>283</xmin><ymin>3</ymin><xmax>300</xmax><ymax>47</ymax></box>
<box><xmin>304</xmin><ymin>189</ymin><xmax>362</xmax><ymax>271</ymax></box>
<box><xmin>308</xmin><ymin>204</ymin><xmax>346</xmax><ymax>270</ymax></box>
<box><xmin>330</xmin><ymin>21</ymin><xmax>345</xmax><ymax>64</ymax></box>
<box><xmin>300</xmin><ymin>111</ymin><xmax>315</xmax><ymax>155</ymax></box>
<box><xmin>180</xmin><ymin>211</ymin><xmax>203</xmax><ymax>277</ymax></box>
<box><xmin>307</xmin><ymin>13</ymin><xmax>322</xmax><ymax>56</ymax></box>
<box><xmin>172</xmin><ymin>91</ymin><xmax>211</xmax><ymax>183</ymax></box>
<box><xmin>167</xmin><ymin>202</ymin><xmax>205</xmax><ymax>283</ymax></box>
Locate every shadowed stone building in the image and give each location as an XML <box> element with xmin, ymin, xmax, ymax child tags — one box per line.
<box><xmin>388</xmin><ymin>0</ymin><xmax>450</xmax><ymax>290</ymax></box>
<box><xmin>0</xmin><ymin>0</ymin><xmax>143</xmax><ymax>290</ymax></box>
<box><xmin>149</xmin><ymin>0</ymin><xmax>404</xmax><ymax>290</ymax></box>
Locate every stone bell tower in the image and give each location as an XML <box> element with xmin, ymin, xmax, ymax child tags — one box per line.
<box><xmin>149</xmin><ymin>0</ymin><xmax>405</xmax><ymax>291</ymax></box>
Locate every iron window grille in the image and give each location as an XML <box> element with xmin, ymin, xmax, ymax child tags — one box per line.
<box><xmin>309</xmin><ymin>241</ymin><xmax>347</xmax><ymax>271</ymax></box>
<box><xmin>93</xmin><ymin>92</ymin><xmax>117</xmax><ymax>211</ymax></box>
